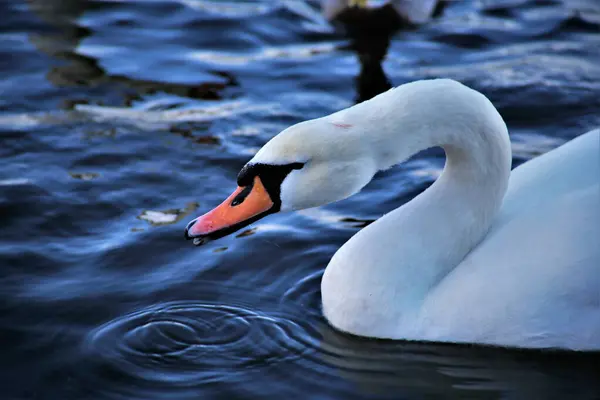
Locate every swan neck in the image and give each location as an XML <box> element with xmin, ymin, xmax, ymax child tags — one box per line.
<box><xmin>322</xmin><ymin>80</ymin><xmax>513</xmax><ymax>337</ymax></box>
<box><xmin>348</xmin><ymin>81</ymin><xmax>512</xmax><ymax>284</ymax></box>
<box><xmin>367</xmin><ymin>81</ymin><xmax>512</xmax><ymax>266</ymax></box>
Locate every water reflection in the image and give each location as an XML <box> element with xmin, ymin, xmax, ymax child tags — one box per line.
<box><xmin>331</xmin><ymin>1</ymin><xmax>448</xmax><ymax>103</ymax></box>
<box><xmin>25</xmin><ymin>0</ymin><xmax>238</xmax><ymax>104</ymax></box>
<box><xmin>23</xmin><ymin>0</ymin><xmax>451</xmax><ymax>111</ymax></box>
<box><xmin>25</xmin><ymin>0</ymin><xmax>442</xmax><ymax>107</ymax></box>
<box><xmin>316</xmin><ymin>328</ymin><xmax>600</xmax><ymax>398</ymax></box>
<box><xmin>332</xmin><ymin>3</ymin><xmax>401</xmax><ymax>102</ymax></box>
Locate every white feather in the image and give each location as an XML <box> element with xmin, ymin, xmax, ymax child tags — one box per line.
<box><xmin>250</xmin><ymin>79</ymin><xmax>600</xmax><ymax>351</ymax></box>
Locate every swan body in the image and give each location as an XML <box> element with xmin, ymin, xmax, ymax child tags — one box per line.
<box><xmin>186</xmin><ymin>79</ymin><xmax>600</xmax><ymax>351</ymax></box>
<box><xmin>323</xmin><ymin>127</ymin><xmax>599</xmax><ymax>350</ymax></box>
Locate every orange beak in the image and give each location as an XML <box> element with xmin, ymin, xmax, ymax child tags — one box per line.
<box><xmin>184</xmin><ymin>176</ymin><xmax>275</xmax><ymax>245</ymax></box>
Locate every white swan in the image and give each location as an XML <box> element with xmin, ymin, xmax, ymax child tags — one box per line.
<box><xmin>185</xmin><ymin>79</ymin><xmax>600</xmax><ymax>351</ymax></box>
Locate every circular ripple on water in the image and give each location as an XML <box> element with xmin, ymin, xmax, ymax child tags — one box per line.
<box><xmin>281</xmin><ymin>268</ymin><xmax>324</xmax><ymax>320</ymax></box>
<box><xmin>84</xmin><ymin>300</ymin><xmax>320</xmax><ymax>385</ymax></box>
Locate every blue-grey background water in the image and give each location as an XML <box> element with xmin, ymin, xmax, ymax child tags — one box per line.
<box><xmin>1</xmin><ymin>0</ymin><xmax>599</xmax><ymax>399</ymax></box>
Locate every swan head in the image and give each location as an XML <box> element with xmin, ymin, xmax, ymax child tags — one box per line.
<box><xmin>185</xmin><ymin>118</ymin><xmax>376</xmax><ymax>244</ymax></box>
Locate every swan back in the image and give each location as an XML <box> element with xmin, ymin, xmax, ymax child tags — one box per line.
<box><xmin>419</xmin><ymin>130</ymin><xmax>600</xmax><ymax>350</ymax></box>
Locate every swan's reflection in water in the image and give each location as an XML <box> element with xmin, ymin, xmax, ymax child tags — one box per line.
<box><xmin>316</xmin><ymin>328</ymin><xmax>600</xmax><ymax>399</ymax></box>
<box><xmin>82</xmin><ymin>276</ymin><xmax>599</xmax><ymax>399</ymax></box>
<box><xmin>331</xmin><ymin>1</ymin><xmax>449</xmax><ymax>103</ymax></box>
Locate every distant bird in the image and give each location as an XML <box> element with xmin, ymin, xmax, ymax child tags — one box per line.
<box><xmin>321</xmin><ymin>0</ymin><xmax>443</xmax><ymax>26</ymax></box>
<box><xmin>319</xmin><ymin>0</ymin><xmax>448</xmax><ymax>102</ymax></box>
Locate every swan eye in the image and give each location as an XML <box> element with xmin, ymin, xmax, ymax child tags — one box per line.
<box><xmin>231</xmin><ymin>181</ymin><xmax>253</xmax><ymax>207</ymax></box>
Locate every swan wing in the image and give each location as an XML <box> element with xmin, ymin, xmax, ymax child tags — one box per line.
<box><xmin>418</xmin><ymin>130</ymin><xmax>600</xmax><ymax>350</ymax></box>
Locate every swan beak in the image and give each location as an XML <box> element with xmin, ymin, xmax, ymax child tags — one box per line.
<box><xmin>184</xmin><ymin>176</ymin><xmax>274</xmax><ymax>245</ymax></box>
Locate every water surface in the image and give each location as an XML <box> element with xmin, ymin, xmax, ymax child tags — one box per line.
<box><xmin>1</xmin><ymin>0</ymin><xmax>600</xmax><ymax>399</ymax></box>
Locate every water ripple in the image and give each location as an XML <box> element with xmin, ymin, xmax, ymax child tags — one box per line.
<box><xmin>3</xmin><ymin>0</ymin><xmax>600</xmax><ymax>398</ymax></box>
<box><xmin>281</xmin><ymin>269</ymin><xmax>324</xmax><ymax>319</ymax></box>
<box><xmin>84</xmin><ymin>300</ymin><xmax>319</xmax><ymax>386</ymax></box>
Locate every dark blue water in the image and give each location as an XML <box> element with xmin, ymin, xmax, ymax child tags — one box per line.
<box><xmin>1</xmin><ymin>0</ymin><xmax>600</xmax><ymax>399</ymax></box>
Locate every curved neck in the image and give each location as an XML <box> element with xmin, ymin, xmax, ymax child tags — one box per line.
<box><xmin>325</xmin><ymin>80</ymin><xmax>512</xmax><ymax>327</ymax></box>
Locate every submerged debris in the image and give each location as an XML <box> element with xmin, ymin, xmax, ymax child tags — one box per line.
<box><xmin>137</xmin><ymin>202</ymin><xmax>199</xmax><ymax>226</ymax></box>
<box><xmin>235</xmin><ymin>228</ymin><xmax>257</xmax><ymax>238</ymax></box>
<box><xmin>69</xmin><ymin>172</ymin><xmax>99</xmax><ymax>181</ymax></box>
<box><xmin>339</xmin><ymin>217</ymin><xmax>374</xmax><ymax>228</ymax></box>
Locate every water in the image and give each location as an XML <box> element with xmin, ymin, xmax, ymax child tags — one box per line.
<box><xmin>1</xmin><ymin>0</ymin><xmax>600</xmax><ymax>399</ymax></box>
